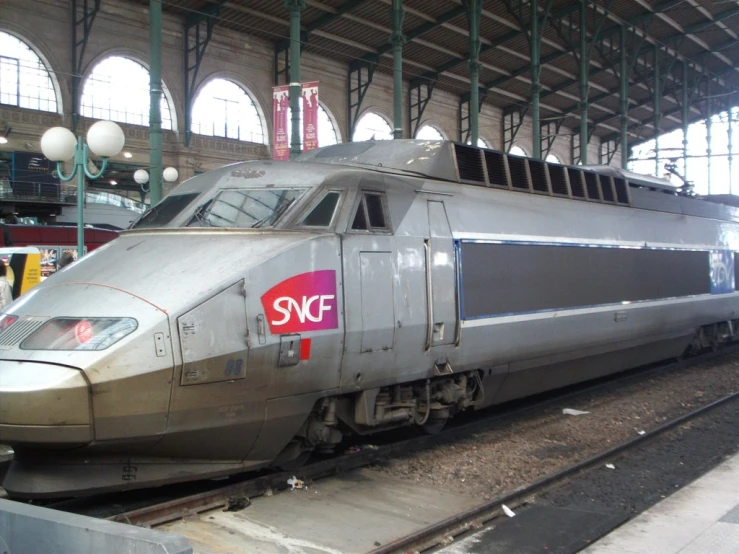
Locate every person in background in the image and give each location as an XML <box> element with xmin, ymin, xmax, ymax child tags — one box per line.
<box><xmin>57</xmin><ymin>252</ymin><xmax>75</xmax><ymax>270</ymax></box>
<box><xmin>0</xmin><ymin>263</ymin><xmax>13</xmax><ymax>310</ymax></box>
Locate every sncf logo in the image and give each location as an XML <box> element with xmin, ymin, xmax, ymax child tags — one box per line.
<box><xmin>261</xmin><ymin>270</ymin><xmax>339</xmax><ymax>334</ymax></box>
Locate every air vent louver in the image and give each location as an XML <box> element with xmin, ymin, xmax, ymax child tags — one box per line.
<box><xmin>567</xmin><ymin>168</ymin><xmax>586</xmax><ymax>199</ymax></box>
<box><xmin>529</xmin><ymin>160</ymin><xmax>550</xmax><ymax>194</ymax></box>
<box><xmin>508</xmin><ymin>156</ymin><xmax>531</xmax><ymax>191</ymax></box>
<box><xmin>584</xmin><ymin>171</ymin><xmax>601</xmax><ymax>200</ymax></box>
<box><xmin>484</xmin><ymin>150</ymin><xmax>509</xmax><ymax>189</ymax></box>
<box><xmin>454</xmin><ymin>144</ymin><xmax>486</xmax><ymax>184</ymax></box>
<box><xmin>600</xmin><ymin>176</ymin><xmax>616</xmax><ymax>202</ymax></box>
<box><xmin>613</xmin><ymin>177</ymin><xmax>629</xmax><ymax>204</ymax></box>
<box><xmin>548</xmin><ymin>164</ymin><xmax>569</xmax><ymax>197</ymax></box>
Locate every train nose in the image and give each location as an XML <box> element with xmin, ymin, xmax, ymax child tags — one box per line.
<box><xmin>0</xmin><ymin>361</ymin><xmax>92</xmax><ymax>446</ymax></box>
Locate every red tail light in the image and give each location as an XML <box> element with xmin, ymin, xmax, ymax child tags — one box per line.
<box><xmin>74</xmin><ymin>320</ymin><xmax>94</xmax><ymax>344</ymax></box>
<box><xmin>0</xmin><ymin>314</ymin><xmax>18</xmax><ymax>332</ymax></box>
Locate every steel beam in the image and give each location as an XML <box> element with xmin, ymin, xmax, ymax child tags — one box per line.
<box><xmin>620</xmin><ymin>25</ymin><xmax>629</xmax><ymax>169</ymax></box>
<box><xmin>276</xmin><ymin>0</ymin><xmax>366</xmax><ymax>85</ymax></box>
<box><xmin>459</xmin><ymin>89</ymin><xmax>487</xmax><ymax>144</ymax></box>
<box><xmin>578</xmin><ymin>0</ymin><xmax>589</xmax><ymax>164</ymax></box>
<box><xmin>149</xmin><ymin>0</ymin><xmax>163</xmax><ymax>206</ymax></box>
<box><xmin>408</xmin><ymin>76</ymin><xmax>436</xmax><ymax>138</ymax></box>
<box><xmin>503</xmin><ymin>107</ymin><xmax>528</xmax><ymax>153</ymax></box>
<box><xmin>540</xmin><ymin>119</ymin><xmax>563</xmax><ymax>159</ymax></box>
<box><xmin>391</xmin><ymin>0</ymin><xmax>404</xmax><ymax>139</ymax></box>
<box><xmin>71</xmin><ymin>0</ymin><xmax>100</xmax><ymax>132</ymax></box>
<box><xmin>184</xmin><ymin>1</ymin><xmax>227</xmax><ymax>146</ymax></box>
<box><xmin>348</xmin><ymin>57</ymin><xmax>378</xmax><ymax>140</ymax></box>
<box><xmin>466</xmin><ymin>0</ymin><xmax>482</xmax><ymax>145</ymax></box>
<box><xmin>285</xmin><ymin>0</ymin><xmax>305</xmax><ymax>158</ymax></box>
<box><xmin>600</xmin><ymin>138</ymin><xmax>619</xmax><ymax>165</ymax></box>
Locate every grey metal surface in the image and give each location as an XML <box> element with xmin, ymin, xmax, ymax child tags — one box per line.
<box><xmin>0</xmin><ymin>498</ymin><xmax>191</xmax><ymax>554</ymax></box>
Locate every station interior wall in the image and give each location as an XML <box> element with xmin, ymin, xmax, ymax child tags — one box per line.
<box><xmin>0</xmin><ymin>0</ymin><xmax>614</xmax><ymax>191</ymax></box>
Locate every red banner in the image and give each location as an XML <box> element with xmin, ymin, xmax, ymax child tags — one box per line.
<box><xmin>302</xmin><ymin>82</ymin><xmax>319</xmax><ymax>152</ymax></box>
<box><xmin>272</xmin><ymin>85</ymin><xmax>290</xmax><ymax>160</ymax></box>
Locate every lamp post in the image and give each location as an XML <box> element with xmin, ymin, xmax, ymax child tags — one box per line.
<box><xmin>40</xmin><ymin>121</ymin><xmax>125</xmax><ymax>258</ymax></box>
<box><xmin>134</xmin><ymin>166</ymin><xmax>179</xmax><ymax>197</ymax></box>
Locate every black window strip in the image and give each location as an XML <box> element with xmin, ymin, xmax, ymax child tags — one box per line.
<box><xmin>461</xmin><ymin>242</ymin><xmax>710</xmax><ymax>318</ymax></box>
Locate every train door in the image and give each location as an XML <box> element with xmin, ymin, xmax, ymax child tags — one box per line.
<box><xmin>340</xmin><ymin>186</ymin><xmax>398</xmax><ymax>387</ymax></box>
<box><xmin>426</xmin><ymin>200</ymin><xmax>459</xmax><ymax>347</ymax></box>
<box><xmin>160</xmin><ymin>280</ymin><xmax>267</xmax><ymax>459</ymax></box>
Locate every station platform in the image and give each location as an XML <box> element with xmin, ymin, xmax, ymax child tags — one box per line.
<box><xmin>583</xmin><ymin>451</ymin><xmax>739</xmax><ymax>553</ymax></box>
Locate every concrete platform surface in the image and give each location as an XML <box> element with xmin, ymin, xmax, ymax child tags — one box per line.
<box><xmin>583</xmin><ymin>453</ymin><xmax>739</xmax><ymax>554</ymax></box>
<box><xmin>0</xmin><ymin>498</ymin><xmax>192</xmax><ymax>554</ymax></box>
<box><xmin>162</xmin><ymin>468</ymin><xmax>481</xmax><ymax>554</ymax></box>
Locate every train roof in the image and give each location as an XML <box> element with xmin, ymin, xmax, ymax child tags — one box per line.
<box><xmin>297</xmin><ymin>140</ymin><xmax>739</xmax><ymax>225</ymax></box>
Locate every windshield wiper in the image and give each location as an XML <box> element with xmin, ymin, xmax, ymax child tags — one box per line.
<box><xmin>186</xmin><ymin>202</ymin><xmax>214</xmax><ymax>227</ymax></box>
<box><xmin>251</xmin><ymin>198</ymin><xmax>296</xmax><ymax>228</ymax></box>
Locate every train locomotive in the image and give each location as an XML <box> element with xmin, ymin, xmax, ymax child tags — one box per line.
<box><xmin>0</xmin><ymin>139</ymin><xmax>738</xmax><ymax>498</ymax></box>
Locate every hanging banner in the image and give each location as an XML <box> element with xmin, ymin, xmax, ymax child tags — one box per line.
<box><xmin>302</xmin><ymin>82</ymin><xmax>319</xmax><ymax>152</ymax></box>
<box><xmin>272</xmin><ymin>85</ymin><xmax>290</xmax><ymax>160</ymax></box>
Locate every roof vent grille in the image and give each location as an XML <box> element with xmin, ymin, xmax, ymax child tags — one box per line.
<box><xmin>454</xmin><ymin>144</ymin><xmax>486</xmax><ymax>184</ymax></box>
<box><xmin>508</xmin><ymin>156</ymin><xmax>531</xmax><ymax>191</ymax></box>
<box><xmin>484</xmin><ymin>150</ymin><xmax>510</xmax><ymax>189</ymax></box>
<box><xmin>529</xmin><ymin>159</ymin><xmax>550</xmax><ymax>194</ymax></box>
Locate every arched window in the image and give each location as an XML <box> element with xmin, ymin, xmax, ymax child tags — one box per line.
<box><xmin>546</xmin><ymin>153</ymin><xmax>561</xmax><ymax>164</ymax></box>
<box><xmin>191</xmin><ymin>78</ymin><xmax>265</xmax><ymax>143</ymax></box>
<box><xmin>416</xmin><ymin>124</ymin><xmax>444</xmax><ymax>140</ymax></box>
<box><xmin>81</xmin><ymin>56</ymin><xmax>172</xmax><ymax>129</ymax></box>
<box><xmin>0</xmin><ymin>31</ymin><xmax>57</xmax><ymax>112</ymax></box>
<box><xmin>509</xmin><ymin>145</ymin><xmax>527</xmax><ymax>157</ymax></box>
<box><xmin>353</xmin><ymin>112</ymin><xmax>393</xmax><ymax>142</ymax></box>
<box><xmin>287</xmin><ymin>103</ymin><xmax>340</xmax><ymax>148</ymax></box>
<box><xmin>467</xmin><ymin>137</ymin><xmax>491</xmax><ymax>149</ymax></box>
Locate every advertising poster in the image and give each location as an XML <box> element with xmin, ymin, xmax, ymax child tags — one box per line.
<box><xmin>272</xmin><ymin>85</ymin><xmax>290</xmax><ymax>160</ymax></box>
<box><xmin>302</xmin><ymin>82</ymin><xmax>319</xmax><ymax>152</ymax></box>
<box><xmin>40</xmin><ymin>247</ymin><xmax>60</xmax><ymax>278</ymax></box>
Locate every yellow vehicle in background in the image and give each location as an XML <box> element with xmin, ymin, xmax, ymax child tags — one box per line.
<box><xmin>0</xmin><ymin>247</ymin><xmax>42</xmax><ymax>299</ymax></box>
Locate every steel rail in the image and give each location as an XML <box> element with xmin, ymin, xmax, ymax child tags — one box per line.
<box><xmin>368</xmin><ymin>383</ymin><xmax>739</xmax><ymax>554</ymax></box>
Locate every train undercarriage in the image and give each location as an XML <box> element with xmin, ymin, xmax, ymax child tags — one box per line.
<box><xmin>272</xmin><ymin>318</ymin><xmax>739</xmax><ymax>470</ymax></box>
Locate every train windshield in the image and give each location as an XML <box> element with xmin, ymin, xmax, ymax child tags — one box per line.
<box><xmin>131</xmin><ymin>193</ymin><xmax>200</xmax><ymax>229</ymax></box>
<box><xmin>186</xmin><ymin>188</ymin><xmax>306</xmax><ymax>228</ymax></box>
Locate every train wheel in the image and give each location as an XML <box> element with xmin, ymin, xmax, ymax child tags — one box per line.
<box><xmin>276</xmin><ymin>451</ymin><xmax>312</xmax><ymax>471</ymax></box>
<box><xmin>271</xmin><ymin>440</ymin><xmax>312</xmax><ymax>471</ymax></box>
<box><xmin>421</xmin><ymin>419</ymin><xmax>447</xmax><ymax>435</ymax></box>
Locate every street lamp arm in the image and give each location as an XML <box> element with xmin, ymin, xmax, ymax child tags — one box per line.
<box><xmin>54</xmin><ymin>161</ymin><xmax>76</xmax><ymax>183</ymax></box>
<box><xmin>83</xmin><ymin>155</ymin><xmax>109</xmax><ymax>180</ymax></box>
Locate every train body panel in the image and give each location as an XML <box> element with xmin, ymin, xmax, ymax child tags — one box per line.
<box><xmin>2</xmin><ymin>140</ymin><xmax>739</xmax><ymax>497</ymax></box>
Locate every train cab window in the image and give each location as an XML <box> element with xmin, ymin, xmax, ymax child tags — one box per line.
<box><xmin>301</xmin><ymin>191</ymin><xmax>341</xmax><ymax>227</ymax></box>
<box><xmin>351</xmin><ymin>192</ymin><xmax>388</xmax><ymax>231</ymax></box>
<box><xmin>131</xmin><ymin>193</ymin><xmax>199</xmax><ymax>229</ymax></box>
<box><xmin>187</xmin><ymin>188</ymin><xmax>306</xmax><ymax>228</ymax></box>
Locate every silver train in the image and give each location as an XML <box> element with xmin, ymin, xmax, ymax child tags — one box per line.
<box><xmin>1</xmin><ymin>140</ymin><xmax>737</xmax><ymax>498</ymax></box>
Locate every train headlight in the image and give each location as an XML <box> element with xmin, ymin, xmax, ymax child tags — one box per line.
<box><xmin>0</xmin><ymin>314</ymin><xmax>18</xmax><ymax>332</ymax></box>
<box><xmin>20</xmin><ymin>318</ymin><xmax>138</xmax><ymax>351</ymax></box>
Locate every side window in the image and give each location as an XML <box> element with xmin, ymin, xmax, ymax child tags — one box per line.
<box><xmin>302</xmin><ymin>191</ymin><xmax>341</xmax><ymax>227</ymax></box>
<box><xmin>351</xmin><ymin>192</ymin><xmax>388</xmax><ymax>231</ymax></box>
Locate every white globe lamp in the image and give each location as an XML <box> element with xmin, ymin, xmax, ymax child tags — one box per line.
<box><xmin>40</xmin><ymin>127</ymin><xmax>77</xmax><ymax>162</ymax></box>
<box><xmin>86</xmin><ymin>120</ymin><xmax>125</xmax><ymax>158</ymax></box>
<box><xmin>163</xmin><ymin>167</ymin><xmax>179</xmax><ymax>183</ymax></box>
<box><xmin>134</xmin><ymin>169</ymin><xmax>150</xmax><ymax>185</ymax></box>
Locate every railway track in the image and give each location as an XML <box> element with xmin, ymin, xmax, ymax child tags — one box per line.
<box><xmin>369</xmin><ymin>380</ymin><xmax>739</xmax><ymax>553</ymax></box>
<box><xmin>85</xmin><ymin>346</ymin><xmax>739</xmax><ymax>531</ymax></box>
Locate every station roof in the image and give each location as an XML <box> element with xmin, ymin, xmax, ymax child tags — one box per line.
<box><xmin>145</xmin><ymin>0</ymin><xmax>739</xmax><ymax>145</ymax></box>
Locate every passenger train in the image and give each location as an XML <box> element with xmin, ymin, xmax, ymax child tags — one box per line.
<box><xmin>0</xmin><ymin>140</ymin><xmax>737</xmax><ymax>498</ymax></box>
